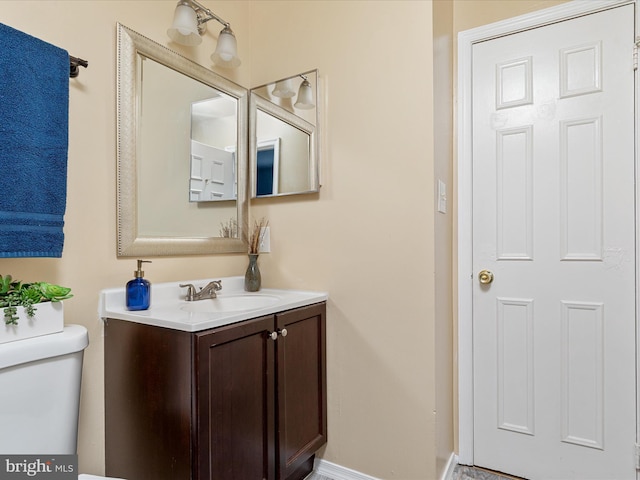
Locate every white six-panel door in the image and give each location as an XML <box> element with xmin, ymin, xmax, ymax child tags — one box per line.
<box><xmin>471</xmin><ymin>4</ymin><xmax>635</xmax><ymax>479</ymax></box>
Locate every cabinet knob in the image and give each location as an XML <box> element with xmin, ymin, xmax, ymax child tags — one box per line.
<box><xmin>278</xmin><ymin>328</ymin><xmax>288</xmax><ymax>337</ymax></box>
<box><xmin>268</xmin><ymin>331</ymin><xmax>278</xmax><ymax>341</ymax></box>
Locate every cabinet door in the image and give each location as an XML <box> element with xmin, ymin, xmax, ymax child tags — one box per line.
<box><xmin>276</xmin><ymin>303</ymin><xmax>327</xmax><ymax>480</ymax></box>
<box><xmin>196</xmin><ymin>315</ymin><xmax>276</xmax><ymax>480</ymax></box>
<box><xmin>105</xmin><ymin>319</ymin><xmax>194</xmax><ymax>480</ymax></box>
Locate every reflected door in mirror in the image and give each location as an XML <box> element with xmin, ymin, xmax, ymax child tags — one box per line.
<box><xmin>190</xmin><ymin>96</ymin><xmax>238</xmax><ymax>202</ymax></box>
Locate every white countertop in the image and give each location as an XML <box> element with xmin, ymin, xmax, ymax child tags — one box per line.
<box><xmin>99</xmin><ymin>276</ymin><xmax>328</xmax><ymax>332</ymax></box>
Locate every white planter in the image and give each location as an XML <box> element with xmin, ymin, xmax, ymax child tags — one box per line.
<box><xmin>0</xmin><ymin>301</ymin><xmax>64</xmax><ymax>344</ymax></box>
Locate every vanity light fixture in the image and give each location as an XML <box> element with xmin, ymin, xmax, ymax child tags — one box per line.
<box><xmin>167</xmin><ymin>0</ymin><xmax>241</xmax><ymax>68</ymax></box>
<box><xmin>294</xmin><ymin>75</ymin><xmax>315</xmax><ymax>110</ymax></box>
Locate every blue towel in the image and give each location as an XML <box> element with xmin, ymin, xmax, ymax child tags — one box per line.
<box><xmin>0</xmin><ymin>23</ymin><xmax>69</xmax><ymax>257</ymax></box>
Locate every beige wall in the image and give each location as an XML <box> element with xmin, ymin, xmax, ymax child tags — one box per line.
<box><xmin>433</xmin><ymin>1</ymin><xmax>455</xmax><ymax>476</ymax></box>
<box><xmin>250</xmin><ymin>2</ymin><xmax>438</xmax><ymax>478</ymax></box>
<box><xmin>1</xmin><ymin>1</ymin><xmax>440</xmax><ymax>479</ymax></box>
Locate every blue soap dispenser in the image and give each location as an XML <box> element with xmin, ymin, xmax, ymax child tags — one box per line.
<box><xmin>126</xmin><ymin>259</ymin><xmax>151</xmax><ymax>311</ymax></box>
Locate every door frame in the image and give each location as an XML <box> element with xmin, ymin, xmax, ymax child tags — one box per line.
<box><xmin>456</xmin><ymin>0</ymin><xmax>638</xmax><ymax>466</ymax></box>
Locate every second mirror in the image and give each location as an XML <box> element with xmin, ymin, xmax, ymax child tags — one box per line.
<box><xmin>250</xmin><ymin>69</ymin><xmax>320</xmax><ymax>198</ymax></box>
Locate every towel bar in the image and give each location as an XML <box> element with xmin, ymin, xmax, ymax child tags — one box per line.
<box><xmin>69</xmin><ymin>55</ymin><xmax>88</xmax><ymax>78</ymax></box>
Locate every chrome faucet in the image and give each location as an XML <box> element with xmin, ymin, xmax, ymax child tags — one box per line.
<box><xmin>180</xmin><ymin>280</ymin><xmax>222</xmax><ymax>301</ymax></box>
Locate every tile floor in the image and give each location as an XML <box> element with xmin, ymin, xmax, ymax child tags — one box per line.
<box><xmin>453</xmin><ymin>465</ymin><xmax>525</xmax><ymax>480</ymax></box>
<box><xmin>305</xmin><ymin>463</ymin><xmax>524</xmax><ymax>480</ymax></box>
<box><xmin>305</xmin><ymin>473</ymin><xmax>334</xmax><ymax>480</ymax></box>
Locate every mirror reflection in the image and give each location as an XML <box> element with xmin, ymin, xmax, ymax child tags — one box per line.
<box><xmin>117</xmin><ymin>23</ymin><xmax>248</xmax><ymax>257</ymax></box>
<box><xmin>139</xmin><ymin>56</ymin><xmax>237</xmax><ymax>228</ymax></box>
<box><xmin>250</xmin><ymin>69</ymin><xmax>320</xmax><ymax>198</ymax></box>
<box><xmin>190</xmin><ymin>95</ymin><xmax>238</xmax><ymax>202</ymax></box>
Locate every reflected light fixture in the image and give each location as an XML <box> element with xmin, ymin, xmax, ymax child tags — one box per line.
<box><xmin>167</xmin><ymin>0</ymin><xmax>241</xmax><ymax>68</ymax></box>
<box><xmin>271</xmin><ymin>79</ymin><xmax>296</xmax><ymax>98</ymax></box>
<box><xmin>294</xmin><ymin>75</ymin><xmax>315</xmax><ymax>110</ymax></box>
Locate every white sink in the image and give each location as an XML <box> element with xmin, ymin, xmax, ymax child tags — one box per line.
<box><xmin>181</xmin><ymin>294</ymin><xmax>281</xmax><ymax>313</ymax></box>
<box><xmin>99</xmin><ymin>276</ymin><xmax>328</xmax><ymax>332</ymax></box>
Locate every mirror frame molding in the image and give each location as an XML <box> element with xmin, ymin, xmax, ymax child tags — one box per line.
<box><xmin>249</xmin><ymin>70</ymin><xmax>320</xmax><ymax>198</ymax></box>
<box><xmin>116</xmin><ymin>23</ymin><xmax>248</xmax><ymax>256</ymax></box>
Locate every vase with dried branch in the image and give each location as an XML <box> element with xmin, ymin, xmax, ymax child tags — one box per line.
<box><xmin>244</xmin><ymin>218</ymin><xmax>268</xmax><ymax>291</ymax></box>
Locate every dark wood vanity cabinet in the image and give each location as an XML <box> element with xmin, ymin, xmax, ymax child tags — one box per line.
<box><xmin>105</xmin><ymin>302</ymin><xmax>326</xmax><ymax>480</ymax></box>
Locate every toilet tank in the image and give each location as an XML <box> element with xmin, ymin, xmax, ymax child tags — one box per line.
<box><xmin>0</xmin><ymin>324</ymin><xmax>89</xmax><ymax>454</ymax></box>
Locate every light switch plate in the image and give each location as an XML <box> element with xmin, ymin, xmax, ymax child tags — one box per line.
<box><xmin>259</xmin><ymin>227</ymin><xmax>271</xmax><ymax>253</ymax></box>
<box><xmin>438</xmin><ymin>180</ymin><xmax>447</xmax><ymax>214</ymax></box>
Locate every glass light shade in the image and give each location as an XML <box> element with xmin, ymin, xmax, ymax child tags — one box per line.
<box><xmin>211</xmin><ymin>27</ymin><xmax>241</xmax><ymax>68</ymax></box>
<box><xmin>294</xmin><ymin>79</ymin><xmax>315</xmax><ymax>109</ymax></box>
<box><xmin>272</xmin><ymin>79</ymin><xmax>296</xmax><ymax>98</ymax></box>
<box><xmin>167</xmin><ymin>4</ymin><xmax>202</xmax><ymax>46</ymax></box>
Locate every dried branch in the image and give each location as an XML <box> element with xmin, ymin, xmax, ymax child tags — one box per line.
<box><xmin>219</xmin><ymin>218</ymin><xmax>238</xmax><ymax>238</ymax></box>
<box><xmin>244</xmin><ymin>217</ymin><xmax>269</xmax><ymax>254</ymax></box>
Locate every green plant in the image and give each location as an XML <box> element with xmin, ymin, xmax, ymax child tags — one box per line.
<box><xmin>0</xmin><ymin>275</ymin><xmax>73</xmax><ymax>326</ymax></box>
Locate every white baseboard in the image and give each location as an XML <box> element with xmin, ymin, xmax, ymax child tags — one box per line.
<box><xmin>440</xmin><ymin>453</ymin><xmax>458</xmax><ymax>480</ymax></box>
<box><xmin>313</xmin><ymin>459</ymin><xmax>381</xmax><ymax>480</ymax></box>
<box><xmin>314</xmin><ymin>453</ymin><xmax>458</xmax><ymax>480</ymax></box>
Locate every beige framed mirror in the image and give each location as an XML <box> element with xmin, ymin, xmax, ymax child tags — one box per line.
<box><xmin>116</xmin><ymin>23</ymin><xmax>248</xmax><ymax>256</ymax></box>
<box><xmin>250</xmin><ymin>70</ymin><xmax>320</xmax><ymax>198</ymax></box>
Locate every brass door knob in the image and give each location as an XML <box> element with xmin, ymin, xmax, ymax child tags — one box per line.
<box><xmin>478</xmin><ymin>270</ymin><xmax>494</xmax><ymax>285</ymax></box>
